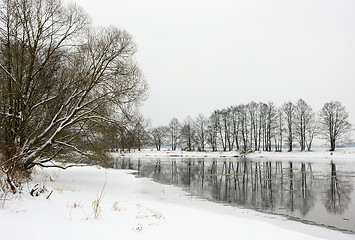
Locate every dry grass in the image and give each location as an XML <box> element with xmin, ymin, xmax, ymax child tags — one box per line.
<box><xmin>54</xmin><ymin>185</ymin><xmax>78</xmax><ymax>194</ymax></box>
<box><xmin>92</xmin><ymin>176</ymin><xmax>106</xmax><ymax>219</ymax></box>
<box><xmin>92</xmin><ymin>199</ymin><xmax>102</xmax><ymax>219</ymax></box>
<box><xmin>136</xmin><ymin>204</ymin><xmax>165</xmax><ymax>220</ymax></box>
<box><xmin>112</xmin><ymin>201</ymin><xmax>121</xmax><ymax>212</ymax></box>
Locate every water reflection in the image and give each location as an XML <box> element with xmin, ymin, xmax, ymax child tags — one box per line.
<box><xmin>113</xmin><ymin>157</ymin><xmax>355</xmax><ymax>232</ymax></box>
<box><xmin>324</xmin><ymin>162</ymin><xmax>352</xmax><ymax>214</ymax></box>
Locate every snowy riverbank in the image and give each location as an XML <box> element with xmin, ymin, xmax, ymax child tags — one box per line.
<box><xmin>1</xmin><ymin>165</ymin><xmax>354</xmax><ymax>240</ymax></box>
<box><xmin>116</xmin><ymin>147</ymin><xmax>355</xmax><ymax>163</ymax></box>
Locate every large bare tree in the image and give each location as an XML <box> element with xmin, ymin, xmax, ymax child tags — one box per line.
<box><xmin>319</xmin><ymin>101</ymin><xmax>352</xmax><ymax>151</ymax></box>
<box><xmin>294</xmin><ymin>99</ymin><xmax>313</xmax><ymax>151</ymax></box>
<box><xmin>0</xmin><ymin>0</ymin><xmax>147</xmax><ymax>192</ymax></box>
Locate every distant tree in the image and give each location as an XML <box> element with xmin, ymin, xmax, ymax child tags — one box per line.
<box><xmin>208</xmin><ymin>111</ymin><xmax>219</xmax><ymax>151</ymax></box>
<box><xmin>114</xmin><ymin>115</ymin><xmax>149</xmax><ymax>153</ymax></box>
<box><xmin>150</xmin><ymin>126</ymin><xmax>167</xmax><ymax>151</ymax></box>
<box><xmin>217</xmin><ymin>109</ymin><xmax>230</xmax><ymax>151</ymax></box>
<box><xmin>247</xmin><ymin>102</ymin><xmax>259</xmax><ymax>151</ymax></box>
<box><xmin>263</xmin><ymin>102</ymin><xmax>277</xmax><ymax>152</ymax></box>
<box><xmin>239</xmin><ymin>105</ymin><xmax>249</xmax><ymax>152</ymax></box>
<box><xmin>319</xmin><ymin>101</ymin><xmax>352</xmax><ymax>151</ymax></box>
<box><xmin>305</xmin><ymin>113</ymin><xmax>319</xmax><ymax>151</ymax></box>
<box><xmin>230</xmin><ymin>106</ymin><xmax>241</xmax><ymax>151</ymax></box>
<box><xmin>274</xmin><ymin>108</ymin><xmax>283</xmax><ymax>152</ymax></box>
<box><xmin>257</xmin><ymin>103</ymin><xmax>265</xmax><ymax>151</ymax></box>
<box><xmin>259</xmin><ymin>103</ymin><xmax>268</xmax><ymax>151</ymax></box>
<box><xmin>194</xmin><ymin>113</ymin><xmax>208</xmax><ymax>151</ymax></box>
<box><xmin>224</xmin><ymin>109</ymin><xmax>234</xmax><ymax>151</ymax></box>
<box><xmin>282</xmin><ymin>101</ymin><xmax>296</xmax><ymax>152</ymax></box>
<box><xmin>167</xmin><ymin>117</ymin><xmax>181</xmax><ymax>150</ymax></box>
<box><xmin>295</xmin><ymin>99</ymin><xmax>313</xmax><ymax>151</ymax></box>
<box><xmin>131</xmin><ymin>117</ymin><xmax>150</xmax><ymax>151</ymax></box>
<box><xmin>181</xmin><ymin>116</ymin><xmax>195</xmax><ymax>151</ymax></box>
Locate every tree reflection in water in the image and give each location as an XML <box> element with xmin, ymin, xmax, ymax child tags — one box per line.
<box><xmin>113</xmin><ymin>157</ymin><xmax>354</xmax><ymax>232</ymax></box>
<box><xmin>324</xmin><ymin>161</ymin><xmax>352</xmax><ymax>214</ymax></box>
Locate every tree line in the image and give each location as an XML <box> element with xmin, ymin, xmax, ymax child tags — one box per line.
<box><xmin>146</xmin><ymin>100</ymin><xmax>352</xmax><ymax>153</ymax></box>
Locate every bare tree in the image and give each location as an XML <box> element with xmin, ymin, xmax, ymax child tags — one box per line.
<box><xmin>257</xmin><ymin>103</ymin><xmax>264</xmax><ymax>151</ymax></box>
<box><xmin>319</xmin><ymin>101</ymin><xmax>352</xmax><ymax>151</ymax></box>
<box><xmin>217</xmin><ymin>109</ymin><xmax>229</xmax><ymax>151</ymax></box>
<box><xmin>305</xmin><ymin>113</ymin><xmax>318</xmax><ymax>151</ymax></box>
<box><xmin>239</xmin><ymin>105</ymin><xmax>249</xmax><ymax>152</ymax></box>
<box><xmin>230</xmin><ymin>106</ymin><xmax>240</xmax><ymax>151</ymax></box>
<box><xmin>258</xmin><ymin>103</ymin><xmax>268</xmax><ymax>151</ymax></box>
<box><xmin>181</xmin><ymin>116</ymin><xmax>195</xmax><ymax>151</ymax></box>
<box><xmin>282</xmin><ymin>101</ymin><xmax>295</xmax><ymax>152</ymax></box>
<box><xmin>150</xmin><ymin>126</ymin><xmax>167</xmax><ymax>151</ymax></box>
<box><xmin>247</xmin><ymin>102</ymin><xmax>260</xmax><ymax>151</ymax></box>
<box><xmin>0</xmin><ymin>0</ymin><xmax>148</xmax><ymax>192</ymax></box>
<box><xmin>130</xmin><ymin>116</ymin><xmax>150</xmax><ymax>151</ymax></box>
<box><xmin>194</xmin><ymin>113</ymin><xmax>208</xmax><ymax>151</ymax></box>
<box><xmin>265</xmin><ymin>102</ymin><xmax>278</xmax><ymax>152</ymax></box>
<box><xmin>295</xmin><ymin>99</ymin><xmax>313</xmax><ymax>151</ymax></box>
<box><xmin>208</xmin><ymin>111</ymin><xmax>219</xmax><ymax>151</ymax></box>
<box><xmin>167</xmin><ymin>117</ymin><xmax>180</xmax><ymax>150</ymax></box>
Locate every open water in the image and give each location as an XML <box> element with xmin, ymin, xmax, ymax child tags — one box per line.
<box><xmin>113</xmin><ymin>156</ymin><xmax>355</xmax><ymax>233</ymax></box>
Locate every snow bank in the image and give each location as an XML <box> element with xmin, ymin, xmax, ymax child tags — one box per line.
<box><xmin>0</xmin><ymin>166</ymin><xmax>354</xmax><ymax>240</ymax></box>
<box><xmin>115</xmin><ymin>147</ymin><xmax>355</xmax><ymax>164</ymax></box>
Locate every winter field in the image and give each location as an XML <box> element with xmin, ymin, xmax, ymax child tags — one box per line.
<box><xmin>1</xmin><ymin>148</ymin><xmax>355</xmax><ymax>240</ymax></box>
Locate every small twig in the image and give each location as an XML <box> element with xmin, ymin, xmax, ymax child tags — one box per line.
<box><xmin>30</xmin><ymin>184</ymin><xmax>39</xmax><ymax>196</ymax></box>
<box><xmin>46</xmin><ymin>190</ymin><xmax>53</xmax><ymax>199</ymax></box>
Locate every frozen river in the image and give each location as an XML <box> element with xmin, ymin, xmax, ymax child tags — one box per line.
<box><xmin>113</xmin><ymin>156</ymin><xmax>355</xmax><ymax>233</ymax></box>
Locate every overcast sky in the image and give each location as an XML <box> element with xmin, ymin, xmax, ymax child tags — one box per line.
<box><xmin>70</xmin><ymin>0</ymin><xmax>355</xmax><ymax>127</ymax></box>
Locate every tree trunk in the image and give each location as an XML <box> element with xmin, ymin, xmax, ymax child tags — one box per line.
<box><xmin>330</xmin><ymin>139</ymin><xmax>336</xmax><ymax>151</ymax></box>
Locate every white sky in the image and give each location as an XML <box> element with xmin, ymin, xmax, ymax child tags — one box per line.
<box><xmin>70</xmin><ymin>0</ymin><xmax>355</xmax><ymax>127</ymax></box>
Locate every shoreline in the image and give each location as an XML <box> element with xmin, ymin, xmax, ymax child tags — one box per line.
<box><xmin>114</xmin><ymin>147</ymin><xmax>355</xmax><ymax>164</ymax></box>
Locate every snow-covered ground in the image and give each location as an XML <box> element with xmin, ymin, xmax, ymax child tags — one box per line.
<box><xmin>1</xmin><ymin>163</ymin><xmax>354</xmax><ymax>240</ymax></box>
<box><xmin>116</xmin><ymin>147</ymin><xmax>355</xmax><ymax>163</ymax></box>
